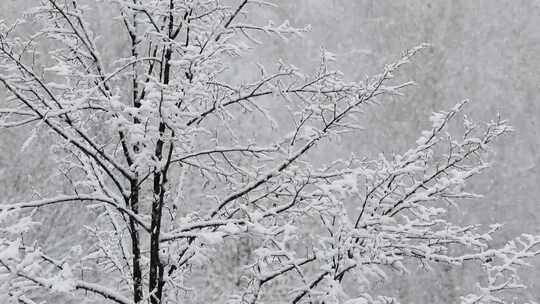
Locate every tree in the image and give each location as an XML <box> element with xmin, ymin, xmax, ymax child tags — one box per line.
<box><xmin>0</xmin><ymin>1</ymin><xmax>538</xmax><ymax>304</ymax></box>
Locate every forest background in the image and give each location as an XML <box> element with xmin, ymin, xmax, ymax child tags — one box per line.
<box><xmin>1</xmin><ymin>1</ymin><xmax>539</xmax><ymax>303</ymax></box>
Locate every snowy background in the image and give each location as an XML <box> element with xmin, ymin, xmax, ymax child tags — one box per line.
<box><xmin>1</xmin><ymin>1</ymin><xmax>539</xmax><ymax>303</ymax></box>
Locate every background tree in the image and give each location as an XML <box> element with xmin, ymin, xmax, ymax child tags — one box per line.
<box><xmin>0</xmin><ymin>1</ymin><xmax>539</xmax><ymax>304</ymax></box>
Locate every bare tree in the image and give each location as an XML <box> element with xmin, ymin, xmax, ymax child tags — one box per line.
<box><xmin>0</xmin><ymin>1</ymin><xmax>538</xmax><ymax>304</ymax></box>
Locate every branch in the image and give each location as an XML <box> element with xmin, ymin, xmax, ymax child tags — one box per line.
<box><xmin>0</xmin><ymin>258</ymin><xmax>133</xmax><ymax>304</ymax></box>
<box><xmin>0</xmin><ymin>195</ymin><xmax>150</xmax><ymax>232</ymax></box>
